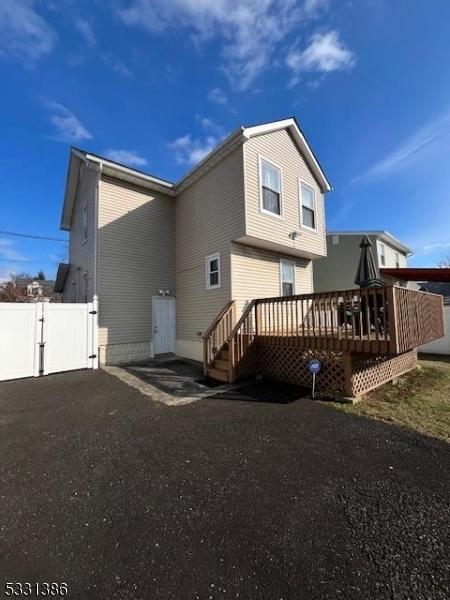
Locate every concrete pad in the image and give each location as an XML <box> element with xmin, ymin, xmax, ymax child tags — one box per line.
<box><xmin>104</xmin><ymin>356</ymin><xmax>240</xmax><ymax>406</ymax></box>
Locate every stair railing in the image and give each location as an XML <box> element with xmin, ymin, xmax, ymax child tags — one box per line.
<box><xmin>226</xmin><ymin>300</ymin><xmax>258</xmax><ymax>381</ymax></box>
<box><xmin>202</xmin><ymin>300</ymin><xmax>236</xmax><ymax>374</ymax></box>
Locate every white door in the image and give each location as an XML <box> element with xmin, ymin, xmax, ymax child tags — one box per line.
<box><xmin>0</xmin><ymin>303</ymin><xmax>41</xmax><ymax>381</ymax></box>
<box><xmin>153</xmin><ymin>297</ymin><xmax>176</xmax><ymax>355</ymax></box>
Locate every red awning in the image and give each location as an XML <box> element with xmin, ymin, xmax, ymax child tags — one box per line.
<box><xmin>381</xmin><ymin>268</ymin><xmax>450</xmax><ymax>282</ymax></box>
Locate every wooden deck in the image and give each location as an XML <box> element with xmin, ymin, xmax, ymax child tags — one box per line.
<box><xmin>203</xmin><ymin>285</ymin><xmax>445</xmax><ymax>395</ymax></box>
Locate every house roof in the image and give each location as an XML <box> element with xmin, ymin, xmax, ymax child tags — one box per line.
<box><xmin>380</xmin><ymin>268</ymin><xmax>450</xmax><ymax>282</ymax></box>
<box><xmin>54</xmin><ymin>263</ymin><xmax>70</xmax><ymax>293</ymax></box>
<box><xmin>60</xmin><ymin>117</ymin><xmax>331</xmax><ymax>230</ymax></box>
<box><xmin>328</xmin><ymin>230</ymin><xmax>413</xmax><ymax>256</ymax></box>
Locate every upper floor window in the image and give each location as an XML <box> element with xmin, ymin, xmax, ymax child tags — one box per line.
<box><xmin>379</xmin><ymin>242</ymin><xmax>386</xmax><ymax>266</ymax></box>
<box><xmin>82</xmin><ymin>202</ymin><xmax>88</xmax><ymax>243</ymax></box>
<box><xmin>205</xmin><ymin>253</ymin><xmax>221</xmax><ymax>289</ymax></box>
<box><xmin>280</xmin><ymin>260</ymin><xmax>295</xmax><ymax>296</ymax></box>
<box><xmin>395</xmin><ymin>252</ymin><xmax>400</xmax><ymax>268</ymax></box>
<box><xmin>300</xmin><ymin>182</ymin><xmax>316</xmax><ymax>230</ymax></box>
<box><xmin>260</xmin><ymin>157</ymin><xmax>282</xmax><ymax>217</ymax></box>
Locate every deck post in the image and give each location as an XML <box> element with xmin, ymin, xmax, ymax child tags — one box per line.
<box><xmin>343</xmin><ymin>353</ymin><xmax>353</xmax><ymax>397</ymax></box>
<box><xmin>386</xmin><ymin>287</ymin><xmax>399</xmax><ymax>354</ymax></box>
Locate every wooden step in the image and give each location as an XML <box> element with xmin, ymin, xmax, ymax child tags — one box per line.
<box><xmin>214</xmin><ymin>359</ymin><xmax>229</xmax><ymax>370</ymax></box>
<box><xmin>207</xmin><ymin>368</ymin><xmax>229</xmax><ymax>383</ymax></box>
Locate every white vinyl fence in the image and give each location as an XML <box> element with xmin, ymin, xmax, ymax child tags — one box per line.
<box><xmin>0</xmin><ymin>297</ymin><xmax>98</xmax><ymax>382</ymax></box>
<box><xmin>420</xmin><ymin>305</ymin><xmax>450</xmax><ymax>355</ymax></box>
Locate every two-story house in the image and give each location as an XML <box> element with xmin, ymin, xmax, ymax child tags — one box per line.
<box><xmin>54</xmin><ymin>118</ymin><xmax>332</xmax><ymax>366</ymax></box>
<box><xmin>313</xmin><ymin>231</ymin><xmax>413</xmax><ymax>293</ymax></box>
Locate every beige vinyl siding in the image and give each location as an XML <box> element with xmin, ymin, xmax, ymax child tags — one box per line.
<box><xmin>63</xmin><ymin>161</ymin><xmax>99</xmax><ymax>303</ymax></box>
<box><xmin>175</xmin><ymin>144</ymin><xmax>245</xmax><ymax>343</ymax></box>
<box><xmin>98</xmin><ymin>176</ymin><xmax>175</xmax><ymax>347</ymax></box>
<box><xmin>231</xmin><ymin>242</ymin><xmax>313</xmax><ymax>314</ymax></box>
<box><xmin>243</xmin><ymin>128</ymin><xmax>326</xmax><ymax>258</ymax></box>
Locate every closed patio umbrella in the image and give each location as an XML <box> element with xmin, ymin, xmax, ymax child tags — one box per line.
<box><xmin>355</xmin><ymin>235</ymin><xmax>383</xmax><ymax>288</ymax></box>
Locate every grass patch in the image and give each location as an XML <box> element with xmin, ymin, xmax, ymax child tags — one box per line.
<box><xmin>328</xmin><ymin>355</ymin><xmax>450</xmax><ymax>443</ymax></box>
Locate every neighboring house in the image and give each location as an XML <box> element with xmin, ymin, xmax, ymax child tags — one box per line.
<box><xmin>13</xmin><ymin>278</ymin><xmax>57</xmax><ymax>302</ymax></box>
<box><xmin>313</xmin><ymin>231</ymin><xmax>413</xmax><ymax>292</ymax></box>
<box><xmin>54</xmin><ymin>117</ymin><xmax>331</xmax><ymax>365</ymax></box>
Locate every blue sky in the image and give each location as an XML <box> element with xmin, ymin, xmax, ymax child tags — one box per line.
<box><xmin>1</xmin><ymin>0</ymin><xmax>450</xmax><ymax>280</ymax></box>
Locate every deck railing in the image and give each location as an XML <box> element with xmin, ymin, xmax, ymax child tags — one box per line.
<box><xmin>203</xmin><ymin>286</ymin><xmax>444</xmax><ymax>378</ymax></box>
<box><xmin>392</xmin><ymin>287</ymin><xmax>444</xmax><ymax>353</ymax></box>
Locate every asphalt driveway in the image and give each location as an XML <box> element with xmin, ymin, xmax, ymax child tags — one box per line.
<box><xmin>0</xmin><ymin>369</ymin><xmax>449</xmax><ymax>600</ymax></box>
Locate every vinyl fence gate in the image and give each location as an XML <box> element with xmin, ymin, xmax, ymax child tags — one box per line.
<box><xmin>0</xmin><ymin>298</ymin><xmax>98</xmax><ymax>382</ymax></box>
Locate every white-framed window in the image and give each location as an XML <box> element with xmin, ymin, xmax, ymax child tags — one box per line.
<box><xmin>299</xmin><ymin>181</ymin><xmax>316</xmax><ymax>230</ymax></box>
<box><xmin>82</xmin><ymin>202</ymin><xmax>88</xmax><ymax>243</ymax></box>
<box><xmin>259</xmin><ymin>156</ymin><xmax>282</xmax><ymax>218</ymax></box>
<box><xmin>205</xmin><ymin>253</ymin><xmax>221</xmax><ymax>289</ymax></box>
<box><xmin>280</xmin><ymin>260</ymin><xmax>295</xmax><ymax>296</ymax></box>
<box><xmin>82</xmin><ymin>272</ymin><xmax>88</xmax><ymax>303</ymax></box>
<box><xmin>379</xmin><ymin>242</ymin><xmax>386</xmax><ymax>266</ymax></box>
<box><xmin>395</xmin><ymin>252</ymin><xmax>400</xmax><ymax>268</ymax></box>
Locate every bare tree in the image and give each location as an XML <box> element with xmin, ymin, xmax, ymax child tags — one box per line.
<box><xmin>436</xmin><ymin>255</ymin><xmax>450</xmax><ymax>268</ymax></box>
<box><xmin>0</xmin><ymin>282</ymin><xmax>28</xmax><ymax>302</ymax></box>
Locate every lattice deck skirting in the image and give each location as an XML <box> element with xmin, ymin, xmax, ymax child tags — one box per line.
<box><xmin>236</xmin><ymin>341</ymin><xmax>418</xmax><ymax>398</ymax></box>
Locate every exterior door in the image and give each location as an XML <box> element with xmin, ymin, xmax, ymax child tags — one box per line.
<box><xmin>153</xmin><ymin>297</ymin><xmax>176</xmax><ymax>355</ymax></box>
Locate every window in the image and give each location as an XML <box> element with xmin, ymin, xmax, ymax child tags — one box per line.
<box><xmin>82</xmin><ymin>202</ymin><xmax>88</xmax><ymax>242</ymax></box>
<box><xmin>280</xmin><ymin>260</ymin><xmax>295</xmax><ymax>296</ymax></box>
<box><xmin>395</xmin><ymin>252</ymin><xmax>400</xmax><ymax>269</ymax></box>
<box><xmin>379</xmin><ymin>242</ymin><xmax>386</xmax><ymax>266</ymax></box>
<box><xmin>300</xmin><ymin>182</ymin><xmax>316</xmax><ymax>230</ymax></box>
<box><xmin>260</xmin><ymin>157</ymin><xmax>282</xmax><ymax>217</ymax></box>
<box><xmin>332</xmin><ymin>235</ymin><xmax>339</xmax><ymax>245</ymax></box>
<box><xmin>205</xmin><ymin>253</ymin><xmax>221</xmax><ymax>289</ymax></box>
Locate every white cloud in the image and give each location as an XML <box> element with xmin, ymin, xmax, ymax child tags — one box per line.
<box><xmin>286</xmin><ymin>30</ymin><xmax>355</xmax><ymax>83</ymax></box>
<box><xmin>168</xmin><ymin>117</ymin><xmax>225</xmax><ymax>165</ymax></box>
<box><xmin>118</xmin><ymin>0</ymin><xmax>326</xmax><ymax>90</ymax></box>
<box><xmin>102</xmin><ymin>54</ymin><xmax>134</xmax><ymax>78</ymax></box>
<box><xmin>0</xmin><ymin>0</ymin><xmax>56</xmax><ymax>62</ymax></box>
<box><xmin>422</xmin><ymin>242</ymin><xmax>450</xmax><ymax>253</ymax></box>
<box><xmin>352</xmin><ymin>112</ymin><xmax>450</xmax><ymax>184</ymax></box>
<box><xmin>44</xmin><ymin>99</ymin><xmax>92</xmax><ymax>143</ymax></box>
<box><xmin>0</xmin><ymin>239</ymin><xmax>27</xmax><ymax>262</ymax></box>
<box><xmin>104</xmin><ymin>149</ymin><xmax>148</xmax><ymax>168</ymax></box>
<box><xmin>0</xmin><ymin>238</ymin><xmax>28</xmax><ymax>282</ymax></box>
<box><xmin>208</xmin><ymin>88</ymin><xmax>228</xmax><ymax>106</ymax></box>
<box><xmin>74</xmin><ymin>18</ymin><xmax>96</xmax><ymax>48</ymax></box>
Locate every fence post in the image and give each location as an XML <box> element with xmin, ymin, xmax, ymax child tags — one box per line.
<box><xmin>91</xmin><ymin>295</ymin><xmax>99</xmax><ymax>369</ymax></box>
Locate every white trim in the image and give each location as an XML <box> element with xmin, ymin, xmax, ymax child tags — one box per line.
<box><xmin>244</xmin><ymin>118</ymin><xmax>331</xmax><ymax>193</ymax></box>
<box><xmin>279</xmin><ymin>259</ymin><xmax>296</xmax><ymax>296</ymax></box>
<box><xmin>258</xmin><ymin>154</ymin><xmax>284</xmax><ymax>220</ymax></box>
<box><xmin>327</xmin><ymin>230</ymin><xmax>413</xmax><ymax>256</ymax></box>
<box><xmin>299</xmin><ymin>180</ymin><xmax>317</xmax><ymax>232</ymax></box>
<box><xmin>75</xmin><ymin>149</ymin><xmax>174</xmax><ymax>190</ymax></box>
<box><xmin>205</xmin><ymin>252</ymin><xmax>221</xmax><ymax>290</ymax></box>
